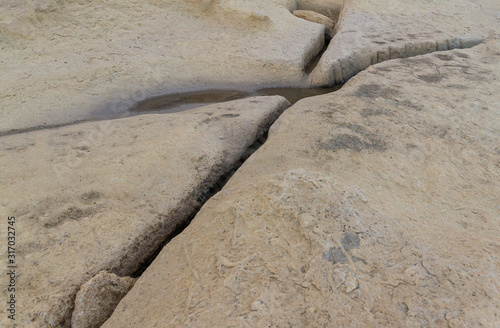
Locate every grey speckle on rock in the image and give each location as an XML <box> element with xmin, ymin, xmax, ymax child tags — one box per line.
<box><xmin>71</xmin><ymin>271</ymin><xmax>136</xmax><ymax>328</ymax></box>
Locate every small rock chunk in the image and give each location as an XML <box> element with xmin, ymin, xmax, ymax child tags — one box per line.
<box><xmin>71</xmin><ymin>271</ymin><xmax>136</xmax><ymax>328</ymax></box>
<box><xmin>293</xmin><ymin>10</ymin><xmax>335</xmax><ymax>39</ymax></box>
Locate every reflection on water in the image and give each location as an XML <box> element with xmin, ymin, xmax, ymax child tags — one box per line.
<box><xmin>129</xmin><ymin>89</ymin><xmax>252</xmax><ymax>113</ymax></box>
<box><xmin>127</xmin><ymin>84</ymin><xmax>344</xmax><ymax>116</ymax></box>
<box><xmin>256</xmin><ymin>85</ymin><xmax>343</xmax><ymax>105</ymax></box>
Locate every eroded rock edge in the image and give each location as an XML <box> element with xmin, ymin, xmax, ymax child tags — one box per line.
<box><xmin>309</xmin><ymin>34</ymin><xmax>483</xmax><ymax>86</ymax></box>
<box><xmin>63</xmin><ymin>103</ymin><xmax>289</xmax><ymax>328</ymax></box>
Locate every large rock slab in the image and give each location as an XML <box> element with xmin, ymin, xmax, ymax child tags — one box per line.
<box><xmin>103</xmin><ymin>41</ymin><xmax>500</xmax><ymax>327</ymax></box>
<box><xmin>309</xmin><ymin>0</ymin><xmax>499</xmax><ymax>85</ymax></box>
<box><xmin>0</xmin><ymin>96</ymin><xmax>289</xmax><ymax>327</ymax></box>
<box><xmin>0</xmin><ymin>0</ymin><xmax>323</xmax><ymax>132</ymax></box>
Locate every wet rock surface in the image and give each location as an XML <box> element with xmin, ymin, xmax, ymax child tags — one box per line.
<box><xmin>102</xmin><ymin>42</ymin><xmax>500</xmax><ymax>327</ymax></box>
<box><xmin>0</xmin><ymin>96</ymin><xmax>289</xmax><ymax>327</ymax></box>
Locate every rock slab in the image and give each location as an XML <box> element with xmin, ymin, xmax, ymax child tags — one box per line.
<box><xmin>0</xmin><ymin>0</ymin><xmax>323</xmax><ymax>132</ymax></box>
<box><xmin>0</xmin><ymin>96</ymin><xmax>289</xmax><ymax>327</ymax></box>
<box><xmin>103</xmin><ymin>41</ymin><xmax>500</xmax><ymax>327</ymax></box>
<box><xmin>309</xmin><ymin>0</ymin><xmax>498</xmax><ymax>85</ymax></box>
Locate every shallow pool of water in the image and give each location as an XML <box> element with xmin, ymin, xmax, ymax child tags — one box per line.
<box><xmin>127</xmin><ymin>84</ymin><xmax>344</xmax><ymax>116</ymax></box>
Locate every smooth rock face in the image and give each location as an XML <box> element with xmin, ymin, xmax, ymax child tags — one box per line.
<box><xmin>0</xmin><ymin>0</ymin><xmax>323</xmax><ymax>132</ymax></box>
<box><xmin>297</xmin><ymin>0</ymin><xmax>343</xmax><ymax>25</ymax></box>
<box><xmin>293</xmin><ymin>9</ymin><xmax>335</xmax><ymax>39</ymax></box>
<box><xmin>309</xmin><ymin>0</ymin><xmax>499</xmax><ymax>85</ymax></box>
<box><xmin>0</xmin><ymin>96</ymin><xmax>290</xmax><ymax>327</ymax></box>
<box><xmin>72</xmin><ymin>272</ymin><xmax>136</xmax><ymax>328</ymax></box>
<box><xmin>102</xmin><ymin>42</ymin><xmax>500</xmax><ymax>327</ymax></box>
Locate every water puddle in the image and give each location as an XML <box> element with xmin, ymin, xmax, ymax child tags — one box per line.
<box><xmin>1</xmin><ymin>85</ymin><xmax>343</xmax><ymax>137</ymax></box>
<box><xmin>127</xmin><ymin>84</ymin><xmax>343</xmax><ymax>116</ymax></box>
<box><xmin>129</xmin><ymin>89</ymin><xmax>252</xmax><ymax>113</ymax></box>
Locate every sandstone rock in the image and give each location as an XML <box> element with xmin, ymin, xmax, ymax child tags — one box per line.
<box><xmin>293</xmin><ymin>9</ymin><xmax>335</xmax><ymax>39</ymax></box>
<box><xmin>297</xmin><ymin>0</ymin><xmax>344</xmax><ymax>25</ymax></box>
<box><xmin>0</xmin><ymin>96</ymin><xmax>289</xmax><ymax>327</ymax></box>
<box><xmin>72</xmin><ymin>272</ymin><xmax>136</xmax><ymax>328</ymax></box>
<box><xmin>308</xmin><ymin>0</ymin><xmax>498</xmax><ymax>86</ymax></box>
<box><xmin>102</xmin><ymin>41</ymin><xmax>500</xmax><ymax>327</ymax></box>
<box><xmin>0</xmin><ymin>0</ymin><xmax>323</xmax><ymax>133</ymax></box>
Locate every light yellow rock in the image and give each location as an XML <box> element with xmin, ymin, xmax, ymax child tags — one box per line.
<box><xmin>71</xmin><ymin>271</ymin><xmax>136</xmax><ymax>328</ymax></box>
<box><xmin>0</xmin><ymin>96</ymin><xmax>289</xmax><ymax>327</ymax></box>
<box><xmin>293</xmin><ymin>9</ymin><xmax>336</xmax><ymax>38</ymax></box>
<box><xmin>102</xmin><ymin>41</ymin><xmax>500</xmax><ymax>327</ymax></box>
<box><xmin>298</xmin><ymin>0</ymin><xmax>344</xmax><ymax>25</ymax></box>
<box><xmin>309</xmin><ymin>0</ymin><xmax>499</xmax><ymax>85</ymax></box>
<box><xmin>0</xmin><ymin>0</ymin><xmax>323</xmax><ymax>133</ymax></box>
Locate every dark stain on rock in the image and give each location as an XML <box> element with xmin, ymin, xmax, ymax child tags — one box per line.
<box><xmin>455</xmin><ymin>52</ymin><xmax>471</xmax><ymax>59</ymax></box>
<box><xmin>320</xmin><ymin>134</ymin><xmax>386</xmax><ymax>152</ymax></box>
<box><xmin>434</xmin><ymin>53</ymin><xmax>454</xmax><ymax>61</ymax></box>
<box><xmin>398</xmin><ymin>100</ymin><xmax>423</xmax><ymax>111</ymax></box>
<box><xmin>202</xmin><ymin>117</ymin><xmax>220</xmax><ymax>124</ymax></box>
<box><xmin>417</xmin><ymin>73</ymin><xmax>446</xmax><ymax>83</ymax></box>
<box><xmin>221</xmin><ymin>114</ymin><xmax>240</xmax><ymax>118</ymax></box>
<box><xmin>361</xmin><ymin>108</ymin><xmax>389</xmax><ymax>117</ymax></box>
<box><xmin>45</xmin><ymin>206</ymin><xmax>93</xmax><ymax>228</ymax></box>
<box><xmin>323</xmin><ymin>246</ymin><xmax>347</xmax><ymax>264</ymax></box>
<box><xmin>81</xmin><ymin>191</ymin><xmax>102</xmax><ymax>203</ymax></box>
<box><xmin>355</xmin><ymin>83</ymin><xmax>401</xmax><ymax>99</ymax></box>
<box><xmin>75</xmin><ymin>145</ymin><xmax>90</xmax><ymax>152</ymax></box>
<box><xmin>352</xmin><ymin>256</ymin><xmax>367</xmax><ymax>264</ymax></box>
<box><xmin>375</xmin><ymin>66</ymin><xmax>393</xmax><ymax>72</ymax></box>
<box><xmin>320</xmin><ymin>123</ymin><xmax>387</xmax><ymax>152</ymax></box>
<box><xmin>406</xmin><ymin>143</ymin><xmax>419</xmax><ymax>150</ymax></box>
<box><xmin>341</xmin><ymin>232</ymin><xmax>361</xmax><ymax>251</ymax></box>
<box><xmin>446</xmin><ymin>84</ymin><xmax>468</xmax><ymax>90</ymax></box>
<box><xmin>405</xmin><ymin>57</ymin><xmax>436</xmax><ymax>67</ymax></box>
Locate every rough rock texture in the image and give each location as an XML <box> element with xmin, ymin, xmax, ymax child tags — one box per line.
<box><xmin>309</xmin><ymin>0</ymin><xmax>500</xmax><ymax>85</ymax></box>
<box><xmin>0</xmin><ymin>96</ymin><xmax>289</xmax><ymax>327</ymax></box>
<box><xmin>102</xmin><ymin>42</ymin><xmax>500</xmax><ymax>327</ymax></box>
<box><xmin>0</xmin><ymin>0</ymin><xmax>323</xmax><ymax>132</ymax></box>
<box><xmin>72</xmin><ymin>271</ymin><xmax>136</xmax><ymax>328</ymax></box>
<box><xmin>293</xmin><ymin>10</ymin><xmax>335</xmax><ymax>39</ymax></box>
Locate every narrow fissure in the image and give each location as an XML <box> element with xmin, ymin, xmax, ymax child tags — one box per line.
<box><xmin>130</xmin><ymin>131</ymin><xmax>269</xmax><ymax>278</ymax></box>
<box><xmin>304</xmin><ymin>41</ymin><xmax>330</xmax><ymax>75</ymax></box>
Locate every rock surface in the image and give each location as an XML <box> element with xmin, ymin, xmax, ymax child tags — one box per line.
<box><xmin>0</xmin><ymin>0</ymin><xmax>323</xmax><ymax>132</ymax></box>
<box><xmin>102</xmin><ymin>41</ymin><xmax>500</xmax><ymax>327</ymax></box>
<box><xmin>309</xmin><ymin>0</ymin><xmax>499</xmax><ymax>85</ymax></box>
<box><xmin>71</xmin><ymin>271</ymin><xmax>136</xmax><ymax>328</ymax></box>
<box><xmin>293</xmin><ymin>10</ymin><xmax>335</xmax><ymax>39</ymax></box>
<box><xmin>297</xmin><ymin>0</ymin><xmax>343</xmax><ymax>25</ymax></box>
<box><xmin>0</xmin><ymin>96</ymin><xmax>289</xmax><ymax>327</ymax></box>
